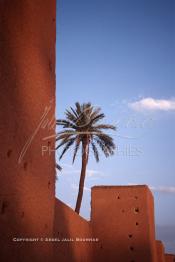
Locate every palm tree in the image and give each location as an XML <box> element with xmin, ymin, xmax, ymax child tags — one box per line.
<box><xmin>56</xmin><ymin>102</ymin><xmax>116</xmax><ymax>214</ymax></box>
<box><xmin>56</xmin><ymin>163</ymin><xmax>62</xmax><ymax>171</ymax></box>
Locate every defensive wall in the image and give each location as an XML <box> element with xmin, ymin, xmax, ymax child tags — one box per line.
<box><xmin>0</xmin><ymin>1</ymin><xmax>174</xmax><ymax>261</ymax></box>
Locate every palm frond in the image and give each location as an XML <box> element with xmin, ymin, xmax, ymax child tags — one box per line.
<box><xmin>72</xmin><ymin>138</ymin><xmax>81</xmax><ymax>164</ymax></box>
<box><xmin>65</xmin><ymin>110</ymin><xmax>78</xmax><ymax>124</ymax></box>
<box><xmin>91</xmin><ymin>141</ymin><xmax>99</xmax><ymax>162</ymax></box>
<box><xmin>94</xmin><ymin>138</ymin><xmax>110</xmax><ymax>157</ymax></box>
<box><xmin>56</xmin><ymin>119</ymin><xmax>77</xmax><ymax>129</ymax></box>
<box><xmin>90</xmin><ymin>113</ymin><xmax>105</xmax><ymax>125</ymax></box>
<box><xmin>56</xmin><ymin>135</ymin><xmax>75</xmax><ymax>150</ymax></box>
<box><xmin>56</xmin><ymin>133</ymin><xmax>73</xmax><ymax>142</ymax></box>
<box><xmin>70</xmin><ymin>107</ymin><xmax>79</xmax><ymax>118</ymax></box>
<box><xmin>90</xmin><ymin>107</ymin><xmax>101</xmax><ymax>119</ymax></box>
<box><xmin>93</xmin><ymin>124</ymin><xmax>116</xmax><ymax>130</ymax></box>
<box><xmin>56</xmin><ymin>130</ymin><xmax>77</xmax><ymax>136</ymax></box>
<box><xmin>83</xmin><ymin>103</ymin><xmax>92</xmax><ymax>115</ymax></box>
<box><xmin>97</xmin><ymin>133</ymin><xmax>116</xmax><ymax>149</ymax></box>
<box><xmin>94</xmin><ymin>136</ymin><xmax>115</xmax><ymax>157</ymax></box>
<box><xmin>59</xmin><ymin>138</ymin><xmax>76</xmax><ymax>160</ymax></box>
<box><xmin>82</xmin><ymin>102</ymin><xmax>91</xmax><ymax>111</ymax></box>
<box><xmin>56</xmin><ymin>163</ymin><xmax>62</xmax><ymax>171</ymax></box>
<box><xmin>75</xmin><ymin>102</ymin><xmax>82</xmax><ymax>115</ymax></box>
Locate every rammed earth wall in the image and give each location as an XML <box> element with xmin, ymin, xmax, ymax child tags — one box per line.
<box><xmin>0</xmin><ymin>2</ymin><xmax>174</xmax><ymax>262</ymax></box>
<box><xmin>0</xmin><ymin>1</ymin><xmax>56</xmax><ymax>261</ymax></box>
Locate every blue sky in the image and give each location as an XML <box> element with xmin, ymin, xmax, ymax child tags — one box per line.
<box><xmin>56</xmin><ymin>0</ymin><xmax>175</xmax><ymax>253</ymax></box>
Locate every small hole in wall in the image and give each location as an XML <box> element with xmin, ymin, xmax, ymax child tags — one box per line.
<box><xmin>1</xmin><ymin>201</ymin><xmax>8</xmax><ymax>214</ymax></box>
<box><xmin>48</xmin><ymin>141</ymin><xmax>51</xmax><ymax>146</ymax></box>
<box><xmin>23</xmin><ymin>162</ymin><xmax>28</xmax><ymax>171</ymax></box>
<box><xmin>117</xmin><ymin>195</ymin><xmax>120</xmax><ymax>199</ymax></box>
<box><xmin>135</xmin><ymin>222</ymin><xmax>139</xmax><ymax>226</ymax></box>
<box><xmin>100</xmin><ymin>245</ymin><xmax>103</xmax><ymax>249</ymax></box>
<box><xmin>134</xmin><ymin>196</ymin><xmax>138</xmax><ymax>199</ymax></box>
<box><xmin>130</xmin><ymin>246</ymin><xmax>134</xmax><ymax>251</ymax></box>
<box><xmin>134</xmin><ymin>207</ymin><xmax>139</xmax><ymax>213</ymax></box>
<box><xmin>48</xmin><ymin>181</ymin><xmax>51</xmax><ymax>188</ymax></box>
<box><xmin>128</xmin><ymin>234</ymin><xmax>133</xmax><ymax>238</ymax></box>
<box><xmin>7</xmin><ymin>150</ymin><xmax>12</xmax><ymax>158</ymax></box>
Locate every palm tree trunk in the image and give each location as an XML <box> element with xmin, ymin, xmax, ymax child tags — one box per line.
<box><xmin>75</xmin><ymin>138</ymin><xmax>89</xmax><ymax>214</ymax></box>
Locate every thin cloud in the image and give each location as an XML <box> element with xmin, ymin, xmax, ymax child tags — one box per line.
<box><xmin>129</xmin><ymin>98</ymin><xmax>175</xmax><ymax>111</ymax></box>
<box><xmin>149</xmin><ymin>186</ymin><xmax>175</xmax><ymax>194</ymax></box>
<box><xmin>60</xmin><ymin>163</ymin><xmax>80</xmax><ymax>174</ymax></box>
<box><xmin>61</xmin><ymin>163</ymin><xmax>74</xmax><ymax>169</ymax></box>
<box><xmin>128</xmin><ymin>183</ymin><xmax>175</xmax><ymax>194</ymax></box>
<box><xmin>71</xmin><ymin>183</ymin><xmax>78</xmax><ymax>190</ymax></box>
<box><xmin>71</xmin><ymin>183</ymin><xmax>91</xmax><ymax>192</ymax></box>
<box><xmin>63</xmin><ymin>170</ymin><xmax>80</xmax><ymax>174</ymax></box>
<box><xmin>86</xmin><ymin>169</ymin><xmax>104</xmax><ymax>178</ymax></box>
<box><xmin>61</xmin><ymin>164</ymin><xmax>104</xmax><ymax>180</ymax></box>
<box><xmin>84</xmin><ymin>186</ymin><xmax>91</xmax><ymax>192</ymax></box>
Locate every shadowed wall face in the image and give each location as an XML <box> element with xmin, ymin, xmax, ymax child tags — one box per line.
<box><xmin>156</xmin><ymin>240</ymin><xmax>165</xmax><ymax>262</ymax></box>
<box><xmin>0</xmin><ymin>1</ymin><xmax>56</xmax><ymax>261</ymax></box>
<box><xmin>53</xmin><ymin>199</ymin><xmax>93</xmax><ymax>262</ymax></box>
<box><xmin>165</xmin><ymin>254</ymin><xmax>175</xmax><ymax>262</ymax></box>
<box><xmin>91</xmin><ymin>185</ymin><xmax>157</xmax><ymax>262</ymax></box>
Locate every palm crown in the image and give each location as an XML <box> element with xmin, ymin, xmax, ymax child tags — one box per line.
<box><xmin>56</xmin><ymin>102</ymin><xmax>116</xmax><ymax>163</ymax></box>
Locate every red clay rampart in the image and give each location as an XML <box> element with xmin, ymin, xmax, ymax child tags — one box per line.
<box><xmin>165</xmin><ymin>254</ymin><xmax>175</xmax><ymax>262</ymax></box>
<box><xmin>91</xmin><ymin>185</ymin><xmax>157</xmax><ymax>262</ymax></box>
<box><xmin>156</xmin><ymin>240</ymin><xmax>165</xmax><ymax>262</ymax></box>
<box><xmin>0</xmin><ymin>1</ymin><xmax>56</xmax><ymax>261</ymax></box>
<box><xmin>53</xmin><ymin>185</ymin><xmax>174</xmax><ymax>262</ymax></box>
<box><xmin>53</xmin><ymin>198</ymin><xmax>93</xmax><ymax>262</ymax></box>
